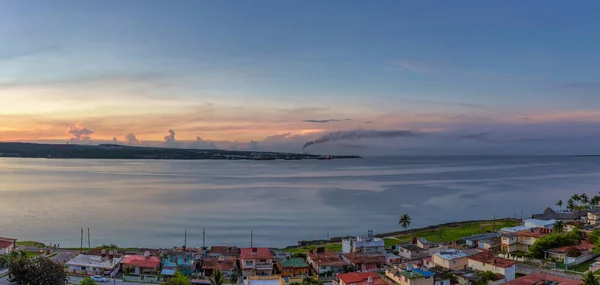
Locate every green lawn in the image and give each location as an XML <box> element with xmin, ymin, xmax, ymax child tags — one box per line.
<box><xmin>16</xmin><ymin>241</ymin><xmax>45</xmax><ymax>248</ymax></box>
<box><xmin>570</xmin><ymin>259</ymin><xmax>596</xmax><ymax>272</ymax></box>
<box><xmin>283</xmin><ymin>219</ymin><xmax>520</xmax><ymax>253</ymax></box>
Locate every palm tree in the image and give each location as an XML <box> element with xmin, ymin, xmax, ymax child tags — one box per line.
<box><xmin>553</xmin><ymin>221</ymin><xmax>565</xmax><ymax>233</ymax></box>
<box><xmin>582</xmin><ymin>193</ymin><xmax>590</xmax><ymax>208</ymax></box>
<box><xmin>399</xmin><ymin>214</ymin><xmax>412</xmax><ymax>231</ymax></box>
<box><xmin>572</xmin><ymin>194</ymin><xmax>581</xmax><ymax>207</ymax></box>
<box><xmin>582</xmin><ymin>271</ymin><xmax>600</xmax><ymax>285</ymax></box>
<box><xmin>592</xmin><ymin>196</ymin><xmax>600</xmax><ymax>209</ymax></box>
<box><xmin>567</xmin><ymin>198</ymin><xmax>576</xmax><ymax>212</ymax></box>
<box><xmin>209</xmin><ymin>269</ymin><xmax>225</xmax><ymax>285</ymax></box>
<box><xmin>557</xmin><ymin>200</ymin><xmax>563</xmax><ymax>212</ymax></box>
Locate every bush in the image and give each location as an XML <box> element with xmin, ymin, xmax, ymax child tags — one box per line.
<box><xmin>529</xmin><ymin>231</ymin><xmax>583</xmax><ymax>258</ymax></box>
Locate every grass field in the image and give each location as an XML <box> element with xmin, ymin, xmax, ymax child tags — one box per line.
<box><xmin>16</xmin><ymin>241</ymin><xmax>45</xmax><ymax>248</ymax></box>
<box><xmin>570</xmin><ymin>259</ymin><xmax>596</xmax><ymax>272</ymax></box>
<box><xmin>283</xmin><ymin>219</ymin><xmax>520</xmax><ymax>253</ymax></box>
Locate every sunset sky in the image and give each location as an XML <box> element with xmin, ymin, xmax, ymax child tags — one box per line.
<box><xmin>1</xmin><ymin>1</ymin><xmax>599</xmax><ymax>154</ymax></box>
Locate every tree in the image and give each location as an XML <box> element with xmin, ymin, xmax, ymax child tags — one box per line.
<box><xmin>164</xmin><ymin>272</ymin><xmax>192</xmax><ymax>285</ymax></box>
<box><xmin>572</xmin><ymin>194</ymin><xmax>581</xmax><ymax>207</ymax></box>
<box><xmin>581</xmin><ymin>193</ymin><xmax>590</xmax><ymax>208</ymax></box>
<box><xmin>399</xmin><ymin>214</ymin><xmax>412</xmax><ymax>231</ymax></box>
<box><xmin>209</xmin><ymin>269</ymin><xmax>225</xmax><ymax>285</ymax></box>
<box><xmin>553</xmin><ymin>221</ymin><xmax>565</xmax><ymax>233</ymax></box>
<box><xmin>529</xmin><ymin>231</ymin><xmax>582</xmax><ymax>258</ymax></box>
<box><xmin>302</xmin><ymin>277</ymin><xmax>323</xmax><ymax>285</ymax></box>
<box><xmin>80</xmin><ymin>277</ymin><xmax>99</xmax><ymax>285</ymax></box>
<box><xmin>8</xmin><ymin>256</ymin><xmax>67</xmax><ymax>285</ymax></box>
<box><xmin>590</xmin><ymin>230</ymin><xmax>600</xmax><ymax>243</ymax></box>
<box><xmin>0</xmin><ymin>255</ymin><xmax>7</xmax><ymax>268</ymax></box>
<box><xmin>583</xmin><ymin>271</ymin><xmax>600</xmax><ymax>285</ymax></box>
<box><xmin>557</xmin><ymin>200</ymin><xmax>563</xmax><ymax>212</ymax></box>
<box><xmin>475</xmin><ymin>271</ymin><xmax>498</xmax><ymax>285</ymax></box>
<box><xmin>567</xmin><ymin>198</ymin><xmax>576</xmax><ymax>211</ymax></box>
<box><xmin>592</xmin><ymin>196</ymin><xmax>600</xmax><ymax>209</ymax></box>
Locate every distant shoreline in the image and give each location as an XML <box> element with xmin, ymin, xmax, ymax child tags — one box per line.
<box><xmin>0</xmin><ymin>142</ymin><xmax>361</xmax><ymax>160</ymax></box>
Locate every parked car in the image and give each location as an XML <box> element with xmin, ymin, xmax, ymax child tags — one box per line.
<box><xmin>91</xmin><ymin>275</ymin><xmax>108</xmax><ymax>283</ymax></box>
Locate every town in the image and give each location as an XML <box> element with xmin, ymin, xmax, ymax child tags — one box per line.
<box><xmin>2</xmin><ymin>196</ymin><xmax>600</xmax><ymax>285</ymax></box>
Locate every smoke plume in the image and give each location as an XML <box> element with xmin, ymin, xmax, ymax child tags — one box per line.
<box><xmin>124</xmin><ymin>133</ymin><xmax>140</xmax><ymax>145</ymax></box>
<box><xmin>303</xmin><ymin>129</ymin><xmax>419</xmax><ymax>151</ymax></box>
<box><xmin>66</xmin><ymin>122</ymin><xmax>94</xmax><ymax>142</ymax></box>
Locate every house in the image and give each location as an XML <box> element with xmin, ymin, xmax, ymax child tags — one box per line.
<box><xmin>201</xmin><ymin>256</ymin><xmax>237</xmax><ymax>277</ymax></box>
<box><xmin>385</xmin><ymin>265</ymin><xmax>434</xmax><ymax>285</ymax></box>
<box><xmin>334</xmin><ymin>272</ymin><xmax>386</xmax><ymax>285</ymax></box>
<box><xmin>276</xmin><ymin>258</ymin><xmax>310</xmax><ymax>277</ymax></box>
<box><xmin>270</xmin><ymin>249</ymin><xmax>289</xmax><ymax>261</ymax></box>
<box><xmin>246</xmin><ymin>275</ymin><xmax>286</xmax><ymax>285</ymax></box>
<box><xmin>464</xmin><ymin>233</ymin><xmax>500</xmax><ymax>247</ymax></box>
<box><xmin>0</xmin><ymin>237</ymin><xmax>16</xmax><ymax>255</ymax></box>
<box><xmin>467</xmin><ymin>250</ymin><xmax>516</xmax><ymax>281</ymax></box>
<box><xmin>398</xmin><ymin>244</ymin><xmax>429</xmax><ymax>260</ymax></box>
<box><xmin>417</xmin><ymin>238</ymin><xmax>430</xmax><ymax>250</ymax></box>
<box><xmin>453</xmin><ymin>268</ymin><xmax>505</xmax><ymax>285</ymax></box>
<box><xmin>306</xmin><ymin>251</ymin><xmax>348</xmax><ymax>275</ymax></box>
<box><xmin>121</xmin><ymin>253</ymin><xmax>161</xmax><ymax>275</ymax></box>
<box><xmin>532</xmin><ymin>207</ymin><xmax>587</xmax><ymax>221</ymax></box>
<box><xmin>240</xmin><ymin>247</ymin><xmax>274</xmax><ymax>277</ymax></box>
<box><xmin>162</xmin><ymin>250</ymin><xmax>196</xmax><ymax>276</ymax></box>
<box><xmin>427</xmin><ymin>267</ymin><xmax>453</xmax><ymax>285</ymax></box>
<box><xmin>207</xmin><ymin>246</ymin><xmax>239</xmax><ymax>257</ymax></box>
<box><xmin>544</xmin><ymin>240</ymin><xmax>597</xmax><ymax>266</ymax></box>
<box><xmin>502</xmin><ymin>273</ymin><xmax>581</xmax><ymax>285</ymax></box>
<box><xmin>342</xmin><ymin>231</ymin><xmax>385</xmax><ymax>254</ymax></box>
<box><xmin>66</xmin><ymin>252</ymin><xmax>123</xmax><ymax>276</ymax></box>
<box><xmin>342</xmin><ymin>253</ymin><xmax>384</xmax><ymax>272</ymax></box>
<box><xmin>501</xmin><ymin>228</ymin><xmax>551</xmax><ymax>253</ymax></box>
<box><xmin>523</xmin><ymin>219</ymin><xmax>556</xmax><ymax>229</ymax></box>
<box><xmin>421</xmin><ymin>257</ymin><xmax>435</xmax><ymax>269</ymax></box>
<box><xmin>432</xmin><ymin>249</ymin><xmax>480</xmax><ymax>270</ymax></box>
<box><xmin>477</xmin><ymin>237</ymin><xmax>501</xmax><ymax>251</ymax></box>
<box><xmin>588</xmin><ymin>211</ymin><xmax>600</xmax><ymax>225</ymax></box>
<box><xmin>500</xmin><ymin>226</ymin><xmax>530</xmax><ymax>233</ymax></box>
<box><xmin>384</xmin><ymin>253</ymin><xmax>403</xmax><ymax>265</ymax></box>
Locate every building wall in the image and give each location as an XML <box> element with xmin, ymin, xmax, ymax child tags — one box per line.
<box><xmin>467</xmin><ymin>259</ymin><xmax>516</xmax><ymax>281</ymax></box>
<box><xmin>432</xmin><ymin>255</ymin><xmax>467</xmax><ymax>270</ymax></box>
<box><xmin>342</xmin><ymin>240</ymin><xmax>352</xmax><ymax>254</ymax></box>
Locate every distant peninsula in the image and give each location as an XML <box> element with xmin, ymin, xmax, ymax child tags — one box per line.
<box><xmin>0</xmin><ymin>142</ymin><xmax>361</xmax><ymax>160</ymax></box>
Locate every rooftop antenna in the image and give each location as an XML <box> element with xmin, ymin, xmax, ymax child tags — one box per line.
<box><xmin>203</xmin><ymin>228</ymin><xmax>205</xmax><ymax>249</ymax></box>
<box><xmin>80</xmin><ymin>228</ymin><xmax>83</xmax><ymax>253</ymax></box>
<box><xmin>88</xmin><ymin>227</ymin><xmax>91</xmax><ymax>249</ymax></box>
<box><xmin>251</xmin><ymin>230</ymin><xmax>253</xmax><ymax>248</ymax></box>
<box><xmin>184</xmin><ymin>229</ymin><xmax>187</xmax><ymax>250</ymax></box>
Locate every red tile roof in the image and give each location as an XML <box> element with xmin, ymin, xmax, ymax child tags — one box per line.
<box><xmin>0</xmin><ymin>241</ymin><xmax>14</xmax><ymax>249</ymax></box>
<box><xmin>516</xmin><ymin>228</ymin><xmax>550</xmax><ymax>238</ymax></box>
<box><xmin>209</xmin><ymin>246</ymin><xmax>239</xmax><ymax>256</ymax></box>
<box><xmin>0</xmin><ymin>237</ymin><xmax>17</xmax><ymax>242</ymax></box>
<box><xmin>549</xmin><ymin>240</ymin><xmax>594</xmax><ymax>253</ymax></box>
<box><xmin>308</xmin><ymin>252</ymin><xmax>348</xmax><ymax>267</ymax></box>
<box><xmin>121</xmin><ymin>255</ymin><xmax>161</xmax><ymax>269</ymax></box>
<box><xmin>337</xmin><ymin>272</ymin><xmax>385</xmax><ymax>285</ymax></box>
<box><xmin>342</xmin><ymin>253</ymin><xmax>384</xmax><ymax>265</ymax></box>
<box><xmin>202</xmin><ymin>256</ymin><xmax>237</xmax><ymax>271</ymax></box>
<box><xmin>468</xmin><ymin>251</ymin><xmax>516</xmax><ymax>268</ymax></box>
<box><xmin>503</xmin><ymin>274</ymin><xmax>581</xmax><ymax>285</ymax></box>
<box><xmin>240</xmin><ymin>248</ymin><xmax>273</xmax><ymax>260</ymax></box>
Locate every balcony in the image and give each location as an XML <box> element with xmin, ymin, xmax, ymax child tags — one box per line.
<box><xmin>255</xmin><ymin>262</ymin><xmax>274</xmax><ymax>270</ymax></box>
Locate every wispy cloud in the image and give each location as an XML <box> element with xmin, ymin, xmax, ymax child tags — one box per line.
<box><xmin>302</xmin><ymin>118</ymin><xmax>351</xmax><ymax>123</ymax></box>
<box><xmin>557</xmin><ymin>81</ymin><xmax>600</xmax><ymax>92</ymax></box>
<box><xmin>0</xmin><ymin>46</ymin><xmax>61</xmax><ymax>62</ymax></box>
<box><xmin>394</xmin><ymin>61</ymin><xmax>428</xmax><ymax>74</ymax></box>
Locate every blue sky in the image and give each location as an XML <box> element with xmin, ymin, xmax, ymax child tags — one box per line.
<box><xmin>1</xmin><ymin>1</ymin><xmax>599</xmax><ymax>154</ymax></box>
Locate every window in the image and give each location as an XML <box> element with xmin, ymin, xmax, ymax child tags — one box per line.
<box><xmin>81</xmin><ymin>266</ymin><xmax>87</xmax><ymax>270</ymax></box>
<box><xmin>452</xmin><ymin>260</ymin><xmax>456</xmax><ymax>264</ymax></box>
<box><xmin>260</xmin><ymin>259</ymin><xmax>266</xmax><ymax>262</ymax></box>
<box><xmin>184</xmin><ymin>258</ymin><xmax>188</xmax><ymax>263</ymax></box>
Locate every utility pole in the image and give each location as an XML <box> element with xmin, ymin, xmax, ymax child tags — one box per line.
<box><xmin>80</xmin><ymin>228</ymin><xmax>84</xmax><ymax>253</ymax></box>
<box><xmin>492</xmin><ymin>214</ymin><xmax>496</xmax><ymax>232</ymax></box>
<box><xmin>203</xmin><ymin>228</ymin><xmax>206</xmax><ymax>249</ymax></box>
<box><xmin>251</xmin><ymin>230</ymin><xmax>253</xmax><ymax>248</ymax></box>
<box><xmin>184</xmin><ymin>229</ymin><xmax>187</xmax><ymax>249</ymax></box>
<box><xmin>88</xmin><ymin>227</ymin><xmax>91</xmax><ymax>249</ymax></box>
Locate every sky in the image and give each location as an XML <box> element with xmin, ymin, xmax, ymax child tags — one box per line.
<box><xmin>1</xmin><ymin>1</ymin><xmax>600</xmax><ymax>154</ymax></box>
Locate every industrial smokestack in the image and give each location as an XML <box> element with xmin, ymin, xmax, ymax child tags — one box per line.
<box><xmin>303</xmin><ymin>129</ymin><xmax>419</xmax><ymax>151</ymax></box>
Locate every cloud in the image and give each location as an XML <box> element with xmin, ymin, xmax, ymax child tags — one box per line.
<box><xmin>188</xmin><ymin>137</ymin><xmax>218</xmax><ymax>149</ymax></box>
<box><xmin>303</xmin><ymin>129</ymin><xmax>421</xmax><ymax>150</ymax></box>
<box><xmin>66</xmin><ymin>122</ymin><xmax>94</xmax><ymax>142</ymax></box>
<box><xmin>163</xmin><ymin>129</ymin><xmax>176</xmax><ymax>145</ymax></box>
<box><xmin>394</xmin><ymin>61</ymin><xmax>428</xmax><ymax>74</ymax></box>
<box><xmin>112</xmin><ymin>137</ymin><xmax>118</xmax><ymax>142</ymax></box>
<box><xmin>249</xmin><ymin>140</ymin><xmax>260</xmax><ymax>150</ymax></box>
<box><xmin>302</xmin><ymin>118</ymin><xmax>351</xmax><ymax>123</ymax></box>
<box><xmin>124</xmin><ymin>133</ymin><xmax>140</xmax><ymax>145</ymax></box>
<box><xmin>558</xmin><ymin>81</ymin><xmax>600</xmax><ymax>91</ymax></box>
<box><xmin>0</xmin><ymin>46</ymin><xmax>60</xmax><ymax>62</ymax></box>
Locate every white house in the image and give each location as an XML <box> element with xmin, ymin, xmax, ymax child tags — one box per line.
<box><xmin>342</xmin><ymin>231</ymin><xmax>385</xmax><ymax>254</ymax></box>
<box><xmin>523</xmin><ymin>219</ymin><xmax>556</xmax><ymax>229</ymax></box>
<box><xmin>66</xmin><ymin>252</ymin><xmax>123</xmax><ymax>276</ymax></box>
<box><xmin>0</xmin><ymin>237</ymin><xmax>17</xmax><ymax>255</ymax></box>
<box><xmin>467</xmin><ymin>251</ymin><xmax>516</xmax><ymax>282</ymax></box>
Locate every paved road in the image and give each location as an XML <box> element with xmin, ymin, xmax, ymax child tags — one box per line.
<box><xmin>51</xmin><ymin>251</ymin><xmax>78</xmax><ymax>263</ymax></box>
<box><xmin>517</xmin><ymin>263</ymin><xmax>583</xmax><ymax>280</ymax></box>
<box><xmin>68</xmin><ymin>276</ymin><xmax>154</xmax><ymax>285</ymax></box>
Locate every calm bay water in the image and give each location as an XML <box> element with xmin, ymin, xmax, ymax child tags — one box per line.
<box><xmin>1</xmin><ymin>156</ymin><xmax>599</xmax><ymax>248</ymax></box>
